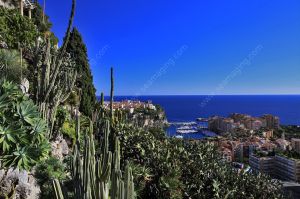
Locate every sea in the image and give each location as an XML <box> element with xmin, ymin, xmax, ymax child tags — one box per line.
<box><xmin>105</xmin><ymin>95</ymin><xmax>300</xmax><ymax>139</ymax></box>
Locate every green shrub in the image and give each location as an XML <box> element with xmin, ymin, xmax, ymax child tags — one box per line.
<box><xmin>0</xmin><ymin>80</ymin><xmax>50</xmax><ymax>170</ymax></box>
<box><xmin>52</xmin><ymin>106</ymin><xmax>68</xmax><ymax>137</ymax></box>
<box><xmin>0</xmin><ymin>7</ymin><xmax>38</xmax><ymax>49</ymax></box>
<box><xmin>61</xmin><ymin>120</ymin><xmax>76</xmax><ymax>146</ymax></box>
<box><xmin>0</xmin><ymin>49</ymin><xmax>28</xmax><ymax>83</ymax></box>
<box><xmin>117</xmin><ymin>123</ymin><xmax>285</xmax><ymax>199</ymax></box>
<box><xmin>58</xmin><ymin>108</ymin><xmax>90</xmax><ymax>147</ymax></box>
<box><xmin>35</xmin><ymin>157</ymin><xmax>66</xmax><ymax>199</ymax></box>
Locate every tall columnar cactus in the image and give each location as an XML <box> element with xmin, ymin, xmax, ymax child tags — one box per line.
<box><xmin>32</xmin><ymin>0</ymin><xmax>77</xmax><ymax>136</ymax></box>
<box><xmin>124</xmin><ymin>164</ymin><xmax>135</xmax><ymax>199</ymax></box>
<box><xmin>53</xmin><ymin>114</ymin><xmax>135</xmax><ymax>199</ymax></box>
<box><xmin>111</xmin><ymin>139</ymin><xmax>135</xmax><ymax>199</ymax></box>
<box><xmin>110</xmin><ymin>67</ymin><xmax>114</xmax><ymax>121</ymax></box>
<box><xmin>53</xmin><ymin>179</ymin><xmax>65</xmax><ymax>199</ymax></box>
<box><xmin>100</xmin><ymin>92</ymin><xmax>105</xmax><ymax>118</ymax></box>
<box><xmin>100</xmin><ymin>92</ymin><xmax>104</xmax><ymax>106</ymax></box>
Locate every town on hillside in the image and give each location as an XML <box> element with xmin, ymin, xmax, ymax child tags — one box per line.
<box><xmin>103</xmin><ymin>100</ymin><xmax>168</xmax><ymax>127</ymax></box>
<box><xmin>206</xmin><ymin>113</ymin><xmax>300</xmax><ymax>191</ymax></box>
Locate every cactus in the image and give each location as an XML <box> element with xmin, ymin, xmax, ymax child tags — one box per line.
<box><xmin>53</xmin><ymin>179</ymin><xmax>65</xmax><ymax>199</ymax></box>
<box><xmin>101</xmin><ymin>92</ymin><xmax>104</xmax><ymax>106</ymax></box>
<box><xmin>110</xmin><ymin>67</ymin><xmax>114</xmax><ymax>121</ymax></box>
<box><xmin>31</xmin><ymin>0</ymin><xmax>77</xmax><ymax>136</ymax></box>
<box><xmin>100</xmin><ymin>92</ymin><xmax>105</xmax><ymax>118</ymax></box>
<box><xmin>53</xmin><ymin>113</ymin><xmax>135</xmax><ymax>199</ymax></box>
<box><xmin>124</xmin><ymin>164</ymin><xmax>135</xmax><ymax>199</ymax></box>
<box><xmin>111</xmin><ymin>138</ymin><xmax>135</xmax><ymax>199</ymax></box>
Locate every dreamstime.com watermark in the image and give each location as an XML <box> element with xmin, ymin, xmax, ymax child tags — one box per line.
<box><xmin>200</xmin><ymin>44</ymin><xmax>264</xmax><ymax>108</ymax></box>
<box><xmin>134</xmin><ymin>44</ymin><xmax>189</xmax><ymax>97</ymax></box>
<box><xmin>90</xmin><ymin>44</ymin><xmax>111</xmax><ymax>66</ymax></box>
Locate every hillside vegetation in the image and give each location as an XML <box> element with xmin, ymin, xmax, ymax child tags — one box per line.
<box><xmin>0</xmin><ymin>1</ymin><xmax>286</xmax><ymax>199</ymax></box>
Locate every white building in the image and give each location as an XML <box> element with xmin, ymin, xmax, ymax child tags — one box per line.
<box><xmin>249</xmin><ymin>154</ymin><xmax>300</xmax><ymax>183</ymax></box>
<box><xmin>274</xmin><ymin>155</ymin><xmax>300</xmax><ymax>182</ymax></box>
<box><xmin>0</xmin><ymin>0</ymin><xmax>35</xmax><ymax>18</ymax></box>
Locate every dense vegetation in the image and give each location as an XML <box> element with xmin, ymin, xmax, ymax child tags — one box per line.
<box><xmin>276</xmin><ymin>125</ymin><xmax>300</xmax><ymax>139</ymax></box>
<box><xmin>0</xmin><ymin>7</ymin><xmax>37</xmax><ymax>49</ymax></box>
<box><xmin>0</xmin><ymin>80</ymin><xmax>49</xmax><ymax>170</ymax></box>
<box><xmin>113</xmin><ymin>123</ymin><xmax>285</xmax><ymax>199</ymax></box>
<box><xmin>0</xmin><ymin>0</ymin><xmax>287</xmax><ymax>198</ymax></box>
<box><xmin>0</xmin><ymin>48</ymin><xmax>27</xmax><ymax>83</ymax></box>
<box><xmin>66</xmin><ymin>28</ymin><xmax>96</xmax><ymax>117</ymax></box>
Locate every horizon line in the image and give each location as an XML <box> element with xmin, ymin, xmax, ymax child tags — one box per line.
<box><xmin>98</xmin><ymin>94</ymin><xmax>300</xmax><ymax>97</ymax></box>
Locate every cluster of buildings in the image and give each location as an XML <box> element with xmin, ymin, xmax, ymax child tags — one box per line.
<box><xmin>250</xmin><ymin>153</ymin><xmax>300</xmax><ymax>182</ymax></box>
<box><xmin>249</xmin><ymin>139</ymin><xmax>300</xmax><ymax>179</ymax></box>
<box><xmin>218</xmin><ymin>134</ymin><xmax>285</xmax><ymax>162</ymax></box>
<box><xmin>219</xmin><ymin>136</ymin><xmax>300</xmax><ymax>181</ymax></box>
<box><xmin>208</xmin><ymin>113</ymin><xmax>280</xmax><ymax>133</ymax></box>
<box><xmin>103</xmin><ymin>100</ymin><xmax>156</xmax><ymax>114</ymax></box>
<box><xmin>212</xmin><ymin>113</ymin><xmax>300</xmax><ymax>198</ymax></box>
<box><xmin>250</xmin><ymin>152</ymin><xmax>300</xmax><ymax>198</ymax></box>
<box><xmin>219</xmin><ymin>136</ymin><xmax>300</xmax><ymax>162</ymax></box>
<box><xmin>103</xmin><ymin>100</ymin><xmax>168</xmax><ymax>128</ymax></box>
<box><xmin>249</xmin><ymin>139</ymin><xmax>300</xmax><ymax>198</ymax></box>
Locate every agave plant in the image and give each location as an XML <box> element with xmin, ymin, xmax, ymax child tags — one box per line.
<box><xmin>2</xmin><ymin>146</ymin><xmax>35</xmax><ymax>170</ymax></box>
<box><xmin>0</xmin><ymin>80</ymin><xmax>50</xmax><ymax>170</ymax></box>
<box><xmin>0</xmin><ymin>125</ymin><xmax>17</xmax><ymax>152</ymax></box>
<box><xmin>29</xmin><ymin>118</ymin><xmax>48</xmax><ymax>143</ymax></box>
<box><xmin>16</xmin><ymin>100</ymin><xmax>40</xmax><ymax>125</ymax></box>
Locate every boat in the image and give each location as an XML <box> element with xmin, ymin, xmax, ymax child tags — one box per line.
<box><xmin>176</xmin><ymin>129</ymin><xmax>198</xmax><ymax>134</ymax></box>
<box><xmin>170</xmin><ymin>122</ymin><xmax>197</xmax><ymax>126</ymax></box>
<box><xmin>174</xmin><ymin>135</ymin><xmax>183</xmax><ymax>139</ymax></box>
<box><xmin>196</xmin><ymin>117</ymin><xmax>209</xmax><ymax>122</ymax></box>
<box><xmin>177</xmin><ymin>126</ymin><xmax>197</xmax><ymax>130</ymax></box>
<box><xmin>197</xmin><ymin>125</ymin><xmax>208</xmax><ymax>130</ymax></box>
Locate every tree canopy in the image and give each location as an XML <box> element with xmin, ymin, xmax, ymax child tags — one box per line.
<box><xmin>0</xmin><ymin>7</ymin><xmax>38</xmax><ymax>49</ymax></box>
<box><xmin>66</xmin><ymin>28</ymin><xmax>96</xmax><ymax>117</ymax></box>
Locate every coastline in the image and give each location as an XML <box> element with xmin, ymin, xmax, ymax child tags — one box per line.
<box><xmin>102</xmin><ymin>95</ymin><xmax>300</xmax><ymax>126</ymax></box>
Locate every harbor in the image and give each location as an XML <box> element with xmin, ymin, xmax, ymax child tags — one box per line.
<box><xmin>167</xmin><ymin>118</ymin><xmax>217</xmax><ymax>139</ymax></box>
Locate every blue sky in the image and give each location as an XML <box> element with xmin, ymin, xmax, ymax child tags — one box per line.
<box><xmin>42</xmin><ymin>0</ymin><xmax>300</xmax><ymax>95</ymax></box>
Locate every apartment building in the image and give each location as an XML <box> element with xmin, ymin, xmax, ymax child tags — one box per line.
<box><xmin>274</xmin><ymin>155</ymin><xmax>300</xmax><ymax>182</ymax></box>
<box><xmin>244</xmin><ymin>118</ymin><xmax>263</xmax><ymax>130</ymax></box>
<box><xmin>250</xmin><ymin>154</ymin><xmax>300</xmax><ymax>183</ymax></box>
<box><xmin>249</xmin><ymin>154</ymin><xmax>275</xmax><ymax>176</ymax></box>
<box><xmin>291</xmin><ymin>138</ymin><xmax>300</xmax><ymax>154</ymax></box>
<box><xmin>261</xmin><ymin>114</ymin><xmax>280</xmax><ymax>129</ymax></box>
<box><xmin>208</xmin><ymin>113</ymin><xmax>280</xmax><ymax>133</ymax></box>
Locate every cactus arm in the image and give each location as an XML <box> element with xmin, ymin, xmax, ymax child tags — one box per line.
<box><xmin>43</xmin><ymin>0</ymin><xmax>76</xmax><ymax>102</ymax></box>
<box><xmin>40</xmin><ymin>38</ymin><xmax>51</xmax><ymax>95</ymax></box>
<box><xmin>57</xmin><ymin>0</ymin><xmax>76</xmax><ymax>62</ymax></box>
<box><xmin>61</xmin><ymin>71</ymin><xmax>77</xmax><ymax>103</ymax></box>
<box><xmin>53</xmin><ymin>179</ymin><xmax>65</xmax><ymax>199</ymax></box>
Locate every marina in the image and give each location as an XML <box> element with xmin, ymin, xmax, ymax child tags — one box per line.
<box><xmin>167</xmin><ymin>117</ymin><xmax>217</xmax><ymax>139</ymax></box>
